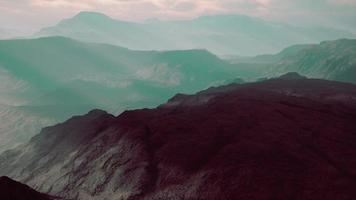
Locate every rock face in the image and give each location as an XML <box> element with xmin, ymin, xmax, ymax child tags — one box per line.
<box><xmin>0</xmin><ymin>176</ymin><xmax>53</xmax><ymax>200</ymax></box>
<box><xmin>1</xmin><ymin>77</ymin><xmax>356</xmax><ymax>199</ymax></box>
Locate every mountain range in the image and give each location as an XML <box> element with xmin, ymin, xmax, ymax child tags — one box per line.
<box><xmin>0</xmin><ymin>36</ymin><xmax>244</xmax><ymax>152</ymax></box>
<box><xmin>1</xmin><ymin>37</ymin><xmax>356</xmax><ymax>153</ymax></box>
<box><xmin>230</xmin><ymin>39</ymin><xmax>356</xmax><ymax>84</ymax></box>
<box><xmin>1</xmin><ymin>74</ymin><xmax>356</xmax><ymax>199</ymax></box>
<box><xmin>1</xmin><ymin>8</ymin><xmax>356</xmax><ymax>200</ymax></box>
<box><xmin>35</xmin><ymin>12</ymin><xmax>356</xmax><ymax>56</ymax></box>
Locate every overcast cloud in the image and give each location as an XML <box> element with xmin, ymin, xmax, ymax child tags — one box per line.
<box><xmin>1</xmin><ymin>0</ymin><xmax>356</xmax><ymax>35</ymax></box>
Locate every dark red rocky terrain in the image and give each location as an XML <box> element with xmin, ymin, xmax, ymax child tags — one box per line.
<box><xmin>0</xmin><ymin>176</ymin><xmax>54</xmax><ymax>200</ymax></box>
<box><xmin>1</xmin><ymin>74</ymin><xmax>356</xmax><ymax>199</ymax></box>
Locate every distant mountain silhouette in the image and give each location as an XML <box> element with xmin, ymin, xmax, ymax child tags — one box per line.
<box><xmin>1</xmin><ymin>75</ymin><xmax>356</xmax><ymax>199</ymax></box>
<box><xmin>35</xmin><ymin>12</ymin><xmax>356</xmax><ymax>56</ymax></box>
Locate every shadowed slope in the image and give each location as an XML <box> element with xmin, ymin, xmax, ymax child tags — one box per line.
<box><xmin>1</xmin><ymin>76</ymin><xmax>356</xmax><ymax>199</ymax></box>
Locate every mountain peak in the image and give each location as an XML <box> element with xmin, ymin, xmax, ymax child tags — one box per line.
<box><xmin>55</xmin><ymin>11</ymin><xmax>131</xmax><ymax>26</ymax></box>
<box><xmin>75</xmin><ymin>11</ymin><xmax>110</xmax><ymax>18</ymax></box>
<box><xmin>278</xmin><ymin>72</ymin><xmax>308</xmax><ymax>80</ymax></box>
<box><xmin>197</xmin><ymin>14</ymin><xmax>256</xmax><ymax>21</ymax></box>
<box><xmin>87</xmin><ymin>109</ymin><xmax>109</xmax><ymax>117</ymax></box>
<box><xmin>69</xmin><ymin>11</ymin><xmax>114</xmax><ymax>22</ymax></box>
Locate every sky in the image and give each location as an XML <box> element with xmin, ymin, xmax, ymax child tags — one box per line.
<box><xmin>1</xmin><ymin>0</ymin><xmax>356</xmax><ymax>36</ymax></box>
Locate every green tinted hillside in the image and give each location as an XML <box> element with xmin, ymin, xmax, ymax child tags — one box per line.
<box><xmin>268</xmin><ymin>39</ymin><xmax>356</xmax><ymax>83</ymax></box>
<box><xmin>229</xmin><ymin>39</ymin><xmax>356</xmax><ymax>84</ymax></box>
<box><xmin>0</xmin><ymin>37</ymin><xmax>236</xmax><ymax>92</ymax></box>
<box><xmin>0</xmin><ymin>36</ymin><xmax>241</xmax><ymax>152</ymax></box>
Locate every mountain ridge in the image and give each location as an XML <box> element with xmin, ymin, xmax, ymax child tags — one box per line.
<box><xmin>35</xmin><ymin>12</ymin><xmax>356</xmax><ymax>56</ymax></box>
<box><xmin>0</xmin><ymin>36</ymin><xmax>244</xmax><ymax>153</ymax></box>
<box><xmin>229</xmin><ymin>38</ymin><xmax>356</xmax><ymax>84</ymax></box>
<box><xmin>1</xmin><ymin>75</ymin><xmax>356</xmax><ymax>199</ymax></box>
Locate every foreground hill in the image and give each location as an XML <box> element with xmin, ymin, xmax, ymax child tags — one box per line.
<box><xmin>231</xmin><ymin>39</ymin><xmax>356</xmax><ymax>84</ymax></box>
<box><xmin>35</xmin><ymin>12</ymin><xmax>355</xmax><ymax>56</ymax></box>
<box><xmin>1</xmin><ymin>75</ymin><xmax>356</xmax><ymax>199</ymax></box>
<box><xmin>0</xmin><ymin>36</ymin><xmax>241</xmax><ymax>152</ymax></box>
<box><xmin>0</xmin><ymin>176</ymin><xmax>54</xmax><ymax>200</ymax></box>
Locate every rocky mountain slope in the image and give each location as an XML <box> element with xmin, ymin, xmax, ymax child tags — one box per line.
<box><xmin>0</xmin><ymin>105</ymin><xmax>56</xmax><ymax>151</ymax></box>
<box><xmin>35</xmin><ymin>12</ymin><xmax>355</xmax><ymax>56</ymax></box>
<box><xmin>231</xmin><ymin>39</ymin><xmax>356</xmax><ymax>84</ymax></box>
<box><xmin>269</xmin><ymin>39</ymin><xmax>356</xmax><ymax>83</ymax></box>
<box><xmin>1</xmin><ymin>75</ymin><xmax>356</xmax><ymax>200</ymax></box>
<box><xmin>0</xmin><ymin>36</ymin><xmax>242</xmax><ymax>153</ymax></box>
<box><xmin>0</xmin><ymin>176</ymin><xmax>54</xmax><ymax>200</ymax></box>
